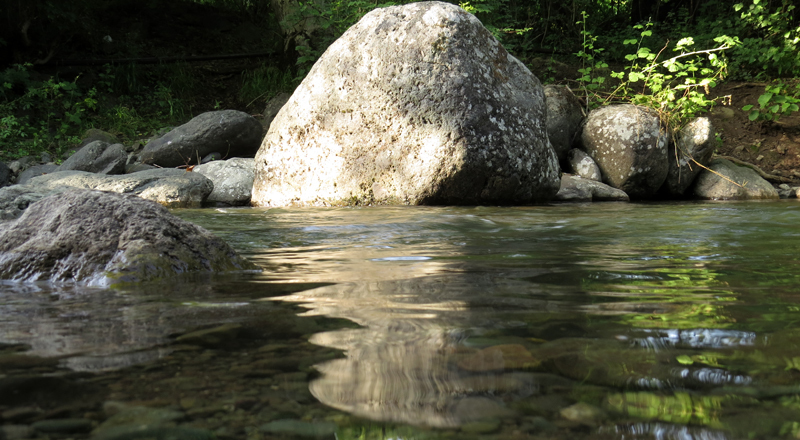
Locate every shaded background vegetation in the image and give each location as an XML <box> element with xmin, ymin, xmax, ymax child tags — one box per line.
<box><xmin>0</xmin><ymin>0</ymin><xmax>798</xmax><ymax>162</ymax></box>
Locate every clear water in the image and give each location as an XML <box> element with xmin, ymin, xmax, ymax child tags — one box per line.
<box><xmin>3</xmin><ymin>201</ymin><xmax>800</xmax><ymax>439</ymax></box>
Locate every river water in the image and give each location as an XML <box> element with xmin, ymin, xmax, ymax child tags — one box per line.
<box><xmin>2</xmin><ymin>201</ymin><xmax>800</xmax><ymax>439</ymax></box>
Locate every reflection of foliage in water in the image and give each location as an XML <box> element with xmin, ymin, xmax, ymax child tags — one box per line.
<box><xmin>607</xmin><ymin>392</ymin><xmax>738</xmax><ymax>428</ymax></box>
<box><xmin>582</xmin><ymin>269</ymin><xmax>736</xmax><ymax>329</ymax></box>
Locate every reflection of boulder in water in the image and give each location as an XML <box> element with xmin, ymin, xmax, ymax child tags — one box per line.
<box><xmin>308</xmin><ymin>328</ymin><xmax>525</xmax><ymax>427</ymax></box>
<box><xmin>277</xmin><ymin>275</ymin><xmax>567</xmax><ymax>428</ymax></box>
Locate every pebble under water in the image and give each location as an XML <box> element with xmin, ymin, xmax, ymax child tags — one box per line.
<box><xmin>2</xmin><ymin>201</ymin><xmax>800</xmax><ymax>440</ymax></box>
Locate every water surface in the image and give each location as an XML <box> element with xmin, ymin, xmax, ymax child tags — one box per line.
<box><xmin>3</xmin><ymin>201</ymin><xmax>800</xmax><ymax>439</ymax></box>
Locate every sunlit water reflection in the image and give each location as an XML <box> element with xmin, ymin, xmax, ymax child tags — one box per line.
<box><xmin>3</xmin><ymin>201</ymin><xmax>800</xmax><ymax>438</ymax></box>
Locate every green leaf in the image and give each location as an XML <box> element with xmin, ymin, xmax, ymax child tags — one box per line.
<box><xmin>770</xmin><ymin>104</ymin><xmax>780</xmax><ymax>113</ymax></box>
<box><xmin>758</xmin><ymin>92</ymin><xmax>774</xmax><ymax>107</ymax></box>
<box><xmin>748</xmin><ymin>110</ymin><xmax>760</xmax><ymax>121</ymax></box>
<box><xmin>625</xmin><ymin>54</ymin><xmax>637</xmax><ymax>61</ymax></box>
<box><xmin>677</xmin><ymin>355</ymin><xmax>694</xmax><ymax>365</ymax></box>
<box><xmin>623</xmin><ymin>39</ymin><xmax>638</xmax><ymax>45</ymax></box>
<box><xmin>641</xmin><ymin>30</ymin><xmax>652</xmax><ymax>37</ymax></box>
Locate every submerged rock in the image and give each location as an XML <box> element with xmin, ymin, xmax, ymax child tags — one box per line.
<box><xmin>252</xmin><ymin>1</ymin><xmax>559</xmax><ymax>206</ymax></box>
<box><xmin>0</xmin><ymin>189</ymin><xmax>255</xmax><ymax>286</ymax></box>
<box><xmin>260</xmin><ymin>419</ymin><xmax>337</xmax><ymax>438</ymax></box>
<box><xmin>692</xmin><ymin>158</ymin><xmax>779</xmax><ymax>200</ymax></box>
<box><xmin>457</xmin><ymin>344</ymin><xmax>540</xmax><ymax>372</ymax></box>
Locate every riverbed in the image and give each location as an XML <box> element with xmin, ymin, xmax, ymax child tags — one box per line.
<box><xmin>2</xmin><ymin>201</ymin><xmax>800</xmax><ymax>439</ymax></box>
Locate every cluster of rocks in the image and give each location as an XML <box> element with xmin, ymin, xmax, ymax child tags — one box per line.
<box><xmin>0</xmin><ymin>109</ymin><xmax>269</xmax><ymax>285</ymax></box>
<box><xmin>0</xmin><ymin>109</ymin><xmax>264</xmax><ymax>218</ymax></box>
<box><xmin>249</xmin><ymin>1</ymin><xmax>795</xmax><ymax>206</ymax></box>
<box><xmin>2</xmin><ymin>1</ymin><xmax>797</xmax><ymax>216</ymax></box>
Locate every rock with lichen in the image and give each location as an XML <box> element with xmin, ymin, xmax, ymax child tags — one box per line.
<box><xmin>252</xmin><ymin>1</ymin><xmax>559</xmax><ymax>206</ymax></box>
<box><xmin>579</xmin><ymin>104</ymin><xmax>669</xmax><ymax>199</ymax></box>
<box><xmin>0</xmin><ymin>189</ymin><xmax>256</xmax><ymax>286</ymax></box>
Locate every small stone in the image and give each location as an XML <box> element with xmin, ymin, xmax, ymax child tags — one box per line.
<box><xmin>260</xmin><ymin>419</ymin><xmax>337</xmax><ymax>438</ymax></box>
<box><xmin>201</xmin><ymin>152</ymin><xmax>222</xmax><ymax>163</ymax></box>
<box><xmin>457</xmin><ymin>344</ymin><xmax>540</xmax><ymax>372</ymax></box>
<box><xmin>32</xmin><ymin>418</ymin><xmax>93</xmax><ymax>433</ymax></box>
<box><xmin>0</xmin><ymin>425</ymin><xmax>34</xmax><ymax>440</ymax></box>
<box><xmin>460</xmin><ymin>418</ymin><xmax>501</xmax><ymax>434</ymax></box>
<box><xmin>756</xmin><ymin>154</ymin><xmax>764</xmax><ymax>161</ymax></box>
<box><xmin>559</xmin><ymin>402</ymin><xmax>606</xmax><ymax>426</ymax></box>
<box><xmin>93</xmin><ymin>405</ymin><xmax>184</xmax><ymax>437</ymax></box>
<box><xmin>180</xmin><ymin>398</ymin><xmax>197</xmax><ymax>409</ymax></box>
<box><xmin>712</xmin><ymin>107</ymin><xmax>735</xmax><ymax>119</ymax></box>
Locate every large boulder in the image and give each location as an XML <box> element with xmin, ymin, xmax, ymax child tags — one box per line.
<box><xmin>580</xmin><ymin>105</ymin><xmax>669</xmax><ymax>199</ymax></box>
<box><xmin>252</xmin><ymin>1</ymin><xmax>560</xmax><ymax>207</ymax></box>
<box><xmin>544</xmin><ymin>85</ymin><xmax>584</xmax><ymax>163</ymax></box>
<box><xmin>193</xmin><ymin>158</ymin><xmax>255</xmax><ymax>206</ymax></box>
<box><xmin>59</xmin><ymin>141</ymin><xmax>128</xmax><ymax>174</ymax></box>
<box><xmin>692</xmin><ymin>158</ymin><xmax>779</xmax><ymax>200</ymax></box>
<box><xmin>0</xmin><ymin>189</ymin><xmax>255</xmax><ymax>285</ymax></box>
<box><xmin>9</xmin><ymin>169</ymin><xmax>213</xmax><ymax>213</ymax></box>
<box><xmin>660</xmin><ymin>117</ymin><xmax>716</xmax><ymax>196</ymax></box>
<box><xmin>139</xmin><ymin>110</ymin><xmax>263</xmax><ymax>168</ymax></box>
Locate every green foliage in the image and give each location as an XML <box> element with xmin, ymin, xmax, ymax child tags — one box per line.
<box><xmin>0</xmin><ymin>62</ymin><xmax>197</xmax><ymax>163</ymax></box>
<box><xmin>742</xmin><ymin>83</ymin><xmax>800</xmax><ymax>123</ymax></box>
<box><xmin>239</xmin><ymin>63</ymin><xmax>297</xmax><ymax>108</ymax></box>
<box><xmin>0</xmin><ymin>64</ymin><xmax>97</xmax><ymax>161</ymax></box>
<box><xmin>732</xmin><ymin>0</ymin><xmax>800</xmax><ymax>78</ymax></box>
<box><xmin>575</xmin><ymin>13</ymin><xmax>736</xmax><ymax>131</ymax></box>
<box><xmin>575</xmin><ymin>11</ymin><xmax>608</xmax><ymax>92</ymax></box>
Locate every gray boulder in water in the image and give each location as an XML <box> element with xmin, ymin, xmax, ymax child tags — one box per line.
<box><xmin>25</xmin><ymin>169</ymin><xmax>213</xmax><ymax>208</ymax></box>
<box><xmin>661</xmin><ymin>117</ymin><xmax>716</xmax><ymax>196</ymax></box>
<box><xmin>59</xmin><ymin>140</ymin><xmax>128</xmax><ymax>175</ymax></box>
<box><xmin>0</xmin><ymin>189</ymin><xmax>256</xmax><ymax>286</ymax></box>
<box><xmin>692</xmin><ymin>158</ymin><xmax>779</xmax><ymax>200</ymax></box>
<box><xmin>0</xmin><ymin>169</ymin><xmax>213</xmax><ymax>220</ymax></box>
<box><xmin>193</xmin><ymin>158</ymin><xmax>255</xmax><ymax>206</ymax></box>
<box><xmin>140</xmin><ymin>110</ymin><xmax>263</xmax><ymax>168</ymax></box>
<box><xmin>252</xmin><ymin>1</ymin><xmax>559</xmax><ymax>206</ymax></box>
<box><xmin>580</xmin><ymin>104</ymin><xmax>669</xmax><ymax>199</ymax></box>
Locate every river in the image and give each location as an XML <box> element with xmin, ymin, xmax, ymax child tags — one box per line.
<box><xmin>2</xmin><ymin>201</ymin><xmax>800</xmax><ymax>439</ymax></box>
